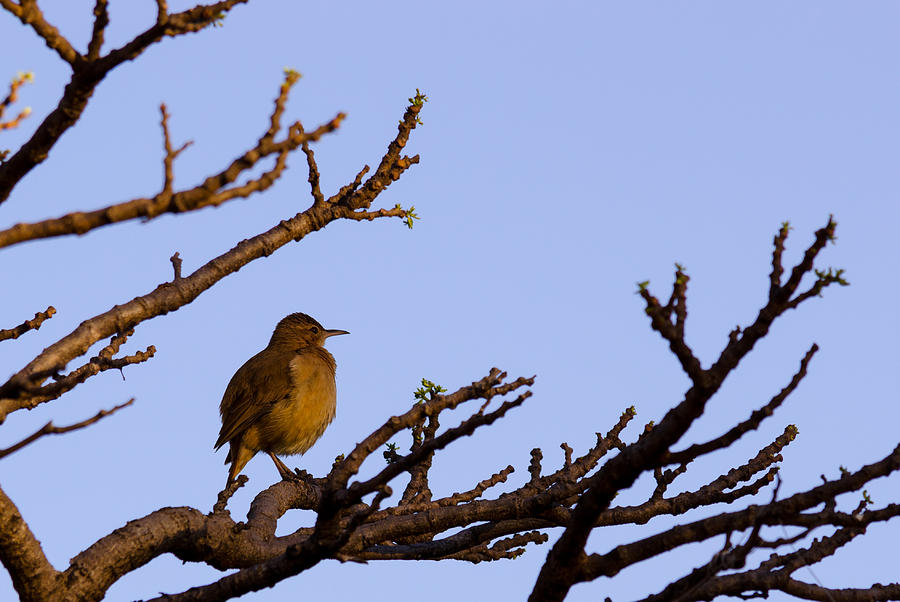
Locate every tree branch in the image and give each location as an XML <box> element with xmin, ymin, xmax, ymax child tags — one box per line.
<box><xmin>0</xmin><ymin>0</ymin><xmax>249</xmax><ymax>204</ymax></box>
<box><xmin>529</xmin><ymin>218</ymin><xmax>845</xmax><ymax>602</ymax></box>
<box><xmin>0</xmin><ymin>0</ymin><xmax>79</xmax><ymax>64</ymax></box>
<box><xmin>0</xmin><ymin>74</ymin><xmax>338</xmax><ymax>249</ymax></box>
<box><xmin>86</xmin><ymin>0</ymin><xmax>109</xmax><ymax>60</ymax></box>
<box><xmin>0</xmin><ymin>306</ymin><xmax>55</xmax><ymax>342</ymax></box>
<box><xmin>7</xmin><ymin>330</ymin><xmax>155</xmax><ymax>411</ymax></box>
<box><xmin>0</xmin><ymin>483</ymin><xmax>58</xmax><ymax>601</ymax></box>
<box><xmin>0</xmin><ymin>93</ymin><xmax>424</xmax><ymax>420</ymax></box>
<box><xmin>0</xmin><ymin>398</ymin><xmax>132</xmax><ymax>459</ymax></box>
<box><xmin>0</xmin><ymin>71</ymin><xmax>34</xmax><ymax>132</ymax></box>
<box><xmin>664</xmin><ymin>344</ymin><xmax>818</xmax><ymax>466</ymax></box>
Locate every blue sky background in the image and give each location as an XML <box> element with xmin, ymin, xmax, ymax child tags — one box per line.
<box><xmin>1</xmin><ymin>2</ymin><xmax>898</xmax><ymax>600</ymax></box>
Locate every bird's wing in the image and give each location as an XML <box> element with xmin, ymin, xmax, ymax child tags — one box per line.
<box><xmin>214</xmin><ymin>348</ymin><xmax>292</xmax><ymax>449</ymax></box>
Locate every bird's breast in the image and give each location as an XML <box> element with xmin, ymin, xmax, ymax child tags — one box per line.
<box><xmin>256</xmin><ymin>349</ymin><xmax>337</xmax><ymax>456</ymax></box>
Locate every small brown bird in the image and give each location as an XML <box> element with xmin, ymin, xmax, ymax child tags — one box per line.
<box><xmin>215</xmin><ymin>313</ymin><xmax>348</xmax><ymax>484</ymax></box>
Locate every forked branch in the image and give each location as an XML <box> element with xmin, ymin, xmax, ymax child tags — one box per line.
<box><xmin>530</xmin><ymin>218</ymin><xmax>849</xmax><ymax>602</ymax></box>
<box><xmin>0</xmin><ymin>0</ymin><xmax>249</xmax><ymax>204</ymax></box>
<box><xmin>0</xmin><ymin>73</ymin><xmax>340</xmax><ymax>249</ymax></box>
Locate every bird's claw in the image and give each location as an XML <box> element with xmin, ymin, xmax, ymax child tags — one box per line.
<box><xmin>277</xmin><ymin>466</ymin><xmax>311</xmax><ymax>483</ymax></box>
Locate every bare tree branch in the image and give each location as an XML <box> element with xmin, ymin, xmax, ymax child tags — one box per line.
<box><xmin>0</xmin><ymin>0</ymin><xmax>249</xmax><ymax>204</ymax></box>
<box><xmin>0</xmin><ymin>398</ymin><xmax>133</xmax><ymax>459</ymax></box>
<box><xmin>170</xmin><ymin>251</ymin><xmax>183</xmax><ymax>280</ymax></box>
<box><xmin>2</xmin><ymin>3</ymin><xmax>893</xmax><ymax>599</ymax></box>
<box><xmin>529</xmin><ymin>217</ymin><xmax>846</xmax><ymax>602</ymax></box>
<box><xmin>7</xmin><ymin>330</ymin><xmax>155</xmax><ymax>411</ymax></box>
<box><xmin>300</xmin><ymin>128</ymin><xmax>325</xmax><ymax>205</ymax></box>
<box><xmin>53</xmin><ymin>372</ymin><xmax>534</xmax><ymax>601</ymax></box>
<box><xmin>0</xmin><ymin>74</ymin><xmax>337</xmax><ymax>249</ymax></box>
<box><xmin>0</xmin><ymin>483</ymin><xmax>57</xmax><ymax>601</ymax></box>
<box><xmin>0</xmin><ymin>0</ymin><xmax>79</xmax><ymax>64</ymax></box>
<box><xmin>0</xmin><ymin>71</ymin><xmax>33</xmax><ymax>132</ymax></box>
<box><xmin>86</xmin><ymin>0</ymin><xmax>109</xmax><ymax>60</ymax></box>
<box><xmin>159</xmin><ymin>103</ymin><xmax>193</xmax><ymax>196</ymax></box>
<box><xmin>664</xmin><ymin>343</ymin><xmax>818</xmax><ymax>466</ymax></box>
<box><xmin>0</xmin><ymin>96</ymin><xmax>424</xmax><ymax>420</ymax></box>
<box><xmin>0</xmin><ymin>306</ymin><xmax>55</xmax><ymax>342</ymax></box>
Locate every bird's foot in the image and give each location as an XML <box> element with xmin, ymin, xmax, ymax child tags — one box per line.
<box><xmin>275</xmin><ymin>464</ymin><xmax>296</xmax><ymax>481</ymax></box>
<box><xmin>280</xmin><ymin>468</ymin><xmax>313</xmax><ymax>484</ymax></box>
<box><xmin>275</xmin><ymin>464</ymin><xmax>311</xmax><ymax>483</ymax></box>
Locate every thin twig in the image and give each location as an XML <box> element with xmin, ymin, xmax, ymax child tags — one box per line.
<box><xmin>0</xmin><ymin>306</ymin><xmax>56</xmax><ymax>342</ymax></box>
<box><xmin>0</xmin><ymin>399</ymin><xmax>133</xmax><ymax>459</ymax></box>
<box><xmin>170</xmin><ymin>252</ymin><xmax>182</xmax><ymax>280</ymax></box>
<box><xmin>86</xmin><ymin>0</ymin><xmax>110</xmax><ymax>60</ymax></box>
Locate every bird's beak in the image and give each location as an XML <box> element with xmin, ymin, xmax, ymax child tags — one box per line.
<box><xmin>324</xmin><ymin>329</ymin><xmax>349</xmax><ymax>338</ymax></box>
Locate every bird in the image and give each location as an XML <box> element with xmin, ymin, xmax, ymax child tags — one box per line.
<box><xmin>214</xmin><ymin>312</ymin><xmax>348</xmax><ymax>485</ymax></box>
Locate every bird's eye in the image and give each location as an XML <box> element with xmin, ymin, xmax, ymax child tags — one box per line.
<box><xmin>310</xmin><ymin>326</ymin><xmax>320</xmax><ymax>334</ymax></box>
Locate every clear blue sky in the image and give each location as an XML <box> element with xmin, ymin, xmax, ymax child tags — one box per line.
<box><xmin>2</xmin><ymin>2</ymin><xmax>898</xmax><ymax>600</ymax></box>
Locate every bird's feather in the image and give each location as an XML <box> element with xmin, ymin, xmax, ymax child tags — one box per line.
<box><xmin>214</xmin><ymin>347</ymin><xmax>292</xmax><ymax>450</ymax></box>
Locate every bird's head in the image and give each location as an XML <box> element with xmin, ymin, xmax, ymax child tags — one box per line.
<box><xmin>269</xmin><ymin>312</ymin><xmax>349</xmax><ymax>348</ymax></box>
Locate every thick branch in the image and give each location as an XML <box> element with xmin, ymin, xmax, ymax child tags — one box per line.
<box><xmin>140</xmin><ymin>489</ymin><xmax>393</xmax><ymax>601</ymax></box>
<box><xmin>55</xmin><ymin>372</ymin><xmax>537</xmax><ymax>599</ymax></box>
<box><xmin>26</xmin><ymin>378</ymin><xmax>893</xmax><ymax>601</ymax></box>
<box><xmin>0</xmin><ymin>483</ymin><xmax>57</xmax><ymax>601</ymax></box>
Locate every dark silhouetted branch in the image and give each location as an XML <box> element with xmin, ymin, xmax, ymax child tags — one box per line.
<box><xmin>529</xmin><ymin>218</ymin><xmax>846</xmax><ymax>602</ymax></box>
